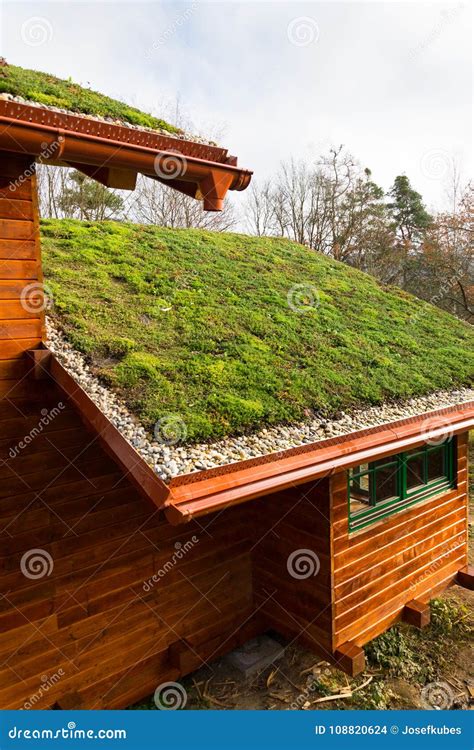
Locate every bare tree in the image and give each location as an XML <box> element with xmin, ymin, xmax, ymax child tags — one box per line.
<box><xmin>244</xmin><ymin>147</ymin><xmax>391</xmax><ymax>267</ymax></box>
<box><xmin>244</xmin><ymin>180</ymin><xmax>276</xmax><ymax>236</ymax></box>
<box><xmin>36</xmin><ymin>164</ymin><xmax>69</xmax><ymax>218</ymax></box>
<box><xmin>131</xmin><ymin>175</ymin><xmax>236</xmax><ymax>231</ymax></box>
<box><xmin>444</xmin><ymin>158</ymin><xmax>463</xmax><ymax>214</ymax></box>
<box><xmin>414</xmin><ymin>182</ymin><xmax>474</xmax><ymax>321</ymax></box>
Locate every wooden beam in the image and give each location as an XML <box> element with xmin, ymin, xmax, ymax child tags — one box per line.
<box><xmin>403</xmin><ymin>599</ymin><xmax>431</xmax><ymax>628</ymax></box>
<box><xmin>334</xmin><ymin>642</ymin><xmax>365</xmax><ymax>677</ymax></box>
<box><xmin>149</xmin><ymin>174</ymin><xmax>199</xmax><ymax>200</ymax></box>
<box><xmin>456</xmin><ymin>565</ymin><xmax>474</xmax><ymax>590</ymax></box>
<box><xmin>168</xmin><ymin>638</ymin><xmax>198</xmax><ymax>674</ymax></box>
<box><xmin>66</xmin><ymin>162</ymin><xmax>137</xmax><ymax>190</ymax></box>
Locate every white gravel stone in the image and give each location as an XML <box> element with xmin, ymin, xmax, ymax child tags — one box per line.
<box><xmin>46</xmin><ymin>318</ymin><xmax>474</xmax><ymax>484</ymax></box>
<box><xmin>8</xmin><ymin>95</ymin><xmax>216</xmax><ymax>146</ymax></box>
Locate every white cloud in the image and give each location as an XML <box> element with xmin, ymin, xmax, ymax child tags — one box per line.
<box><xmin>1</xmin><ymin>1</ymin><xmax>471</xmax><ymax>211</ymax></box>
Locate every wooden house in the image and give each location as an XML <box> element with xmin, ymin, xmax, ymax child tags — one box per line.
<box><xmin>0</xmin><ymin>70</ymin><xmax>473</xmax><ymax>710</ymax></box>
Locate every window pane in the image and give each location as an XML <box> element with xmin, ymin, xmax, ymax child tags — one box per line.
<box><xmin>350</xmin><ymin>463</ymin><xmax>369</xmax><ymax>478</ymax></box>
<box><xmin>348</xmin><ymin>439</ymin><xmax>455</xmax><ymax>531</ymax></box>
<box><xmin>374</xmin><ymin>465</ymin><xmax>398</xmax><ymax>503</ymax></box>
<box><xmin>407</xmin><ymin>454</ymin><xmax>425</xmax><ymax>490</ymax></box>
<box><xmin>349</xmin><ymin>473</ymin><xmax>370</xmax><ymax>515</ymax></box>
<box><xmin>427</xmin><ymin>447</ymin><xmax>445</xmax><ymax>482</ymax></box>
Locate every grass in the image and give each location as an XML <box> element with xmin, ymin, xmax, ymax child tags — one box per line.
<box><xmin>365</xmin><ymin>597</ymin><xmax>472</xmax><ymax>684</ymax></box>
<box><xmin>41</xmin><ymin>218</ymin><xmax>474</xmax><ymax>443</ymax></box>
<box><xmin>0</xmin><ymin>64</ymin><xmax>179</xmax><ymax>134</ymax></box>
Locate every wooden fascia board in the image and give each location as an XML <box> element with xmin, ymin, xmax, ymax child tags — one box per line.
<box><xmin>165</xmin><ymin>404</ymin><xmax>474</xmax><ymax>524</ymax></box>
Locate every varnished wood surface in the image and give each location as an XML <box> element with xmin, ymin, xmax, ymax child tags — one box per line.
<box><xmin>0</xmin><ymin>151</ymin><xmax>43</xmax><ymax>359</ymax></box>
<box><xmin>330</xmin><ymin>433</ymin><xmax>469</xmax><ymax>648</ymax></box>
<box><xmin>0</xmin><ymin>381</ymin><xmax>257</xmax><ymax>709</ymax></box>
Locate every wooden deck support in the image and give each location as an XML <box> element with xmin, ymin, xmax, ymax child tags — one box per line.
<box><xmin>456</xmin><ymin>565</ymin><xmax>474</xmax><ymax>591</ymax></box>
<box><xmin>334</xmin><ymin>642</ymin><xmax>366</xmax><ymax>677</ymax></box>
<box><xmin>402</xmin><ymin>599</ymin><xmax>431</xmax><ymax>629</ymax></box>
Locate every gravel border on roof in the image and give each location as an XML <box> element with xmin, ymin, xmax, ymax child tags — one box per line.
<box><xmin>0</xmin><ymin>93</ymin><xmax>215</xmax><ymax>146</ymax></box>
<box><xmin>46</xmin><ymin>319</ymin><xmax>474</xmax><ymax>483</ymax></box>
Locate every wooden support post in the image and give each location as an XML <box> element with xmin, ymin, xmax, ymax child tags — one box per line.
<box><xmin>403</xmin><ymin>599</ymin><xmax>430</xmax><ymax>628</ymax></box>
<box><xmin>66</xmin><ymin>162</ymin><xmax>137</xmax><ymax>190</ymax></box>
<box><xmin>168</xmin><ymin>639</ymin><xmax>198</xmax><ymax>674</ymax></box>
<box><xmin>334</xmin><ymin>642</ymin><xmax>365</xmax><ymax>677</ymax></box>
<box><xmin>456</xmin><ymin>565</ymin><xmax>474</xmax><ymax>591</ymax></box>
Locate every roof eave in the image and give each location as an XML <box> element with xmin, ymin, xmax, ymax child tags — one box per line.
<box><xmin>0</xmin><ymin>101</ymin><xmax>252</xmax><ymax>211</ymax></box>
<box><xmin>164</xmin><ymin>402</ymin><xmax>474</xmax><ymax>524</ymax></box>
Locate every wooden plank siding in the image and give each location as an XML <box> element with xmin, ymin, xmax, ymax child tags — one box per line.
<box><xmin>0</xmin><ymin>151</ymin><xmax>44</xmax><ymax>362</ymax></box>
<box><xmin>330</xmin><ymin>433</ymin><xmax>469</xmax><ymax>649</ymax></box>
<box><xmin>252</xmin><ymin>479</ymin><xmax>334</xmax><ymax>658</ymax></box>
<box><xmin>0</xmin><ymin>153</ymin><xmax>258</xmax><ymax>709</ymax></box>
<box><xmin>0</xmin><ymin>380</ymin><xmax>258</xmax><ymax>709</ymax></box>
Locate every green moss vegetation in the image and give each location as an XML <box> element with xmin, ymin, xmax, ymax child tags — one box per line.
<box><xmin>0</xmin><ymin>64</ymin><xmax>179</xmax><ymax>134</ymax></box>
<box><xmin>41</xmin><ymin>219</ymin><xmax>474</xmax><ymax>442</ymax></box>
<box><xmin>365</xmin><ymin>598</ymin><xmax>472</xmax><ymax>684</ymax></box>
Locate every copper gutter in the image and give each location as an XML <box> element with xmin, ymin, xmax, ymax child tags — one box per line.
<box><xmin>164</xmin><ymin>402</ymin><xmax>474</xmax><ymax>524</ymax></box>
<box><xmin>0</xmin><ymin>101</ymin><xmax>252</xmax><ymax>210</ymax></box>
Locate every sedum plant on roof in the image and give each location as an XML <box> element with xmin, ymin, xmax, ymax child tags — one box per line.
<box><xmin>41</xmin><ymin>220</ymin><xmax>474</xmax><ymax>443</ymax></box>
<box><xmin>0</xmin><ymin>63</ymin><xmax>180</xmax><ymax>134</ymax></box>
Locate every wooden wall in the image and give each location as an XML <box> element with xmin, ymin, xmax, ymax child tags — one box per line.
<box><xmin>0</xmin><ymin>151</ymin><xmax>257</xmax><ymax>709</ymax></box>
<box><xmin>0</xmin><ymin>379</ymin><xmax>257</xmax><ymax>709</ymax></box>
<box><xmin>252</xmin><ymin>479</ymin><xmax>334</xmax><ymax>658</ymax></box>
<box><xmin>2</xmin><ymin>412</ymin><xmax>467</xmax><ymax>708</ymax></box>
<box><xmin>330</xmin><ymin>433</ymin><xmax>469</xmax><ymax>649</ymax></box>
<box><xmin>0</xmin><ymin>151</ymin><xmax>44</xmax><ymax>370</ymax></box>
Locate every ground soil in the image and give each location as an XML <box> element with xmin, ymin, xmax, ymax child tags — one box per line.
<box><xmin>177</xmin><ymin>581</ymin><xmax>473</xmax><ymax>710</ymax></box>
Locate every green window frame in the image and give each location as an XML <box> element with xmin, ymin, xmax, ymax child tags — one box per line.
<box><xmin>347</xmin><ymin>438</ymin><xmax>456</xmax><ymax>532</ymax></box>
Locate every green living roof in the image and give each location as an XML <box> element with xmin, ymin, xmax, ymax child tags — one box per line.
<box><xmin>0</xmin><ymin>63</ymin><xmax>180</xmax><ymax>135</ymax></box>
<box><xmin>41</xmin><ymin>219</ymin><xmax>474</xmax><ymax>443</ymax></box>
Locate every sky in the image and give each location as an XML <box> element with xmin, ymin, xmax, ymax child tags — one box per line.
<box><xmin>0</xmin><ymin>0</ymin><xmax>471</xmax><ymax>214</ymax></box>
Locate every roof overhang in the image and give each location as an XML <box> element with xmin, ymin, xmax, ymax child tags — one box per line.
<box><xmin>32</xmin><ymin>352</ymin><xmax>474</xmax><ymax>527</ymax></box>
<box><xmin>0</xmin><ymin>101</ymin><xmax>252</xmax><ymax>211</ymax></box>
<box><xmin>164</xmin><ymin>401</ymin><xmax>474</xmax><ymax>524</ymax></box>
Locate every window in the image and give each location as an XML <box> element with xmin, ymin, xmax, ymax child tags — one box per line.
<box><xmin>348</xmin><ymin>438</ymin><xmax>456</xmax><ymax>531</ymax></box>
